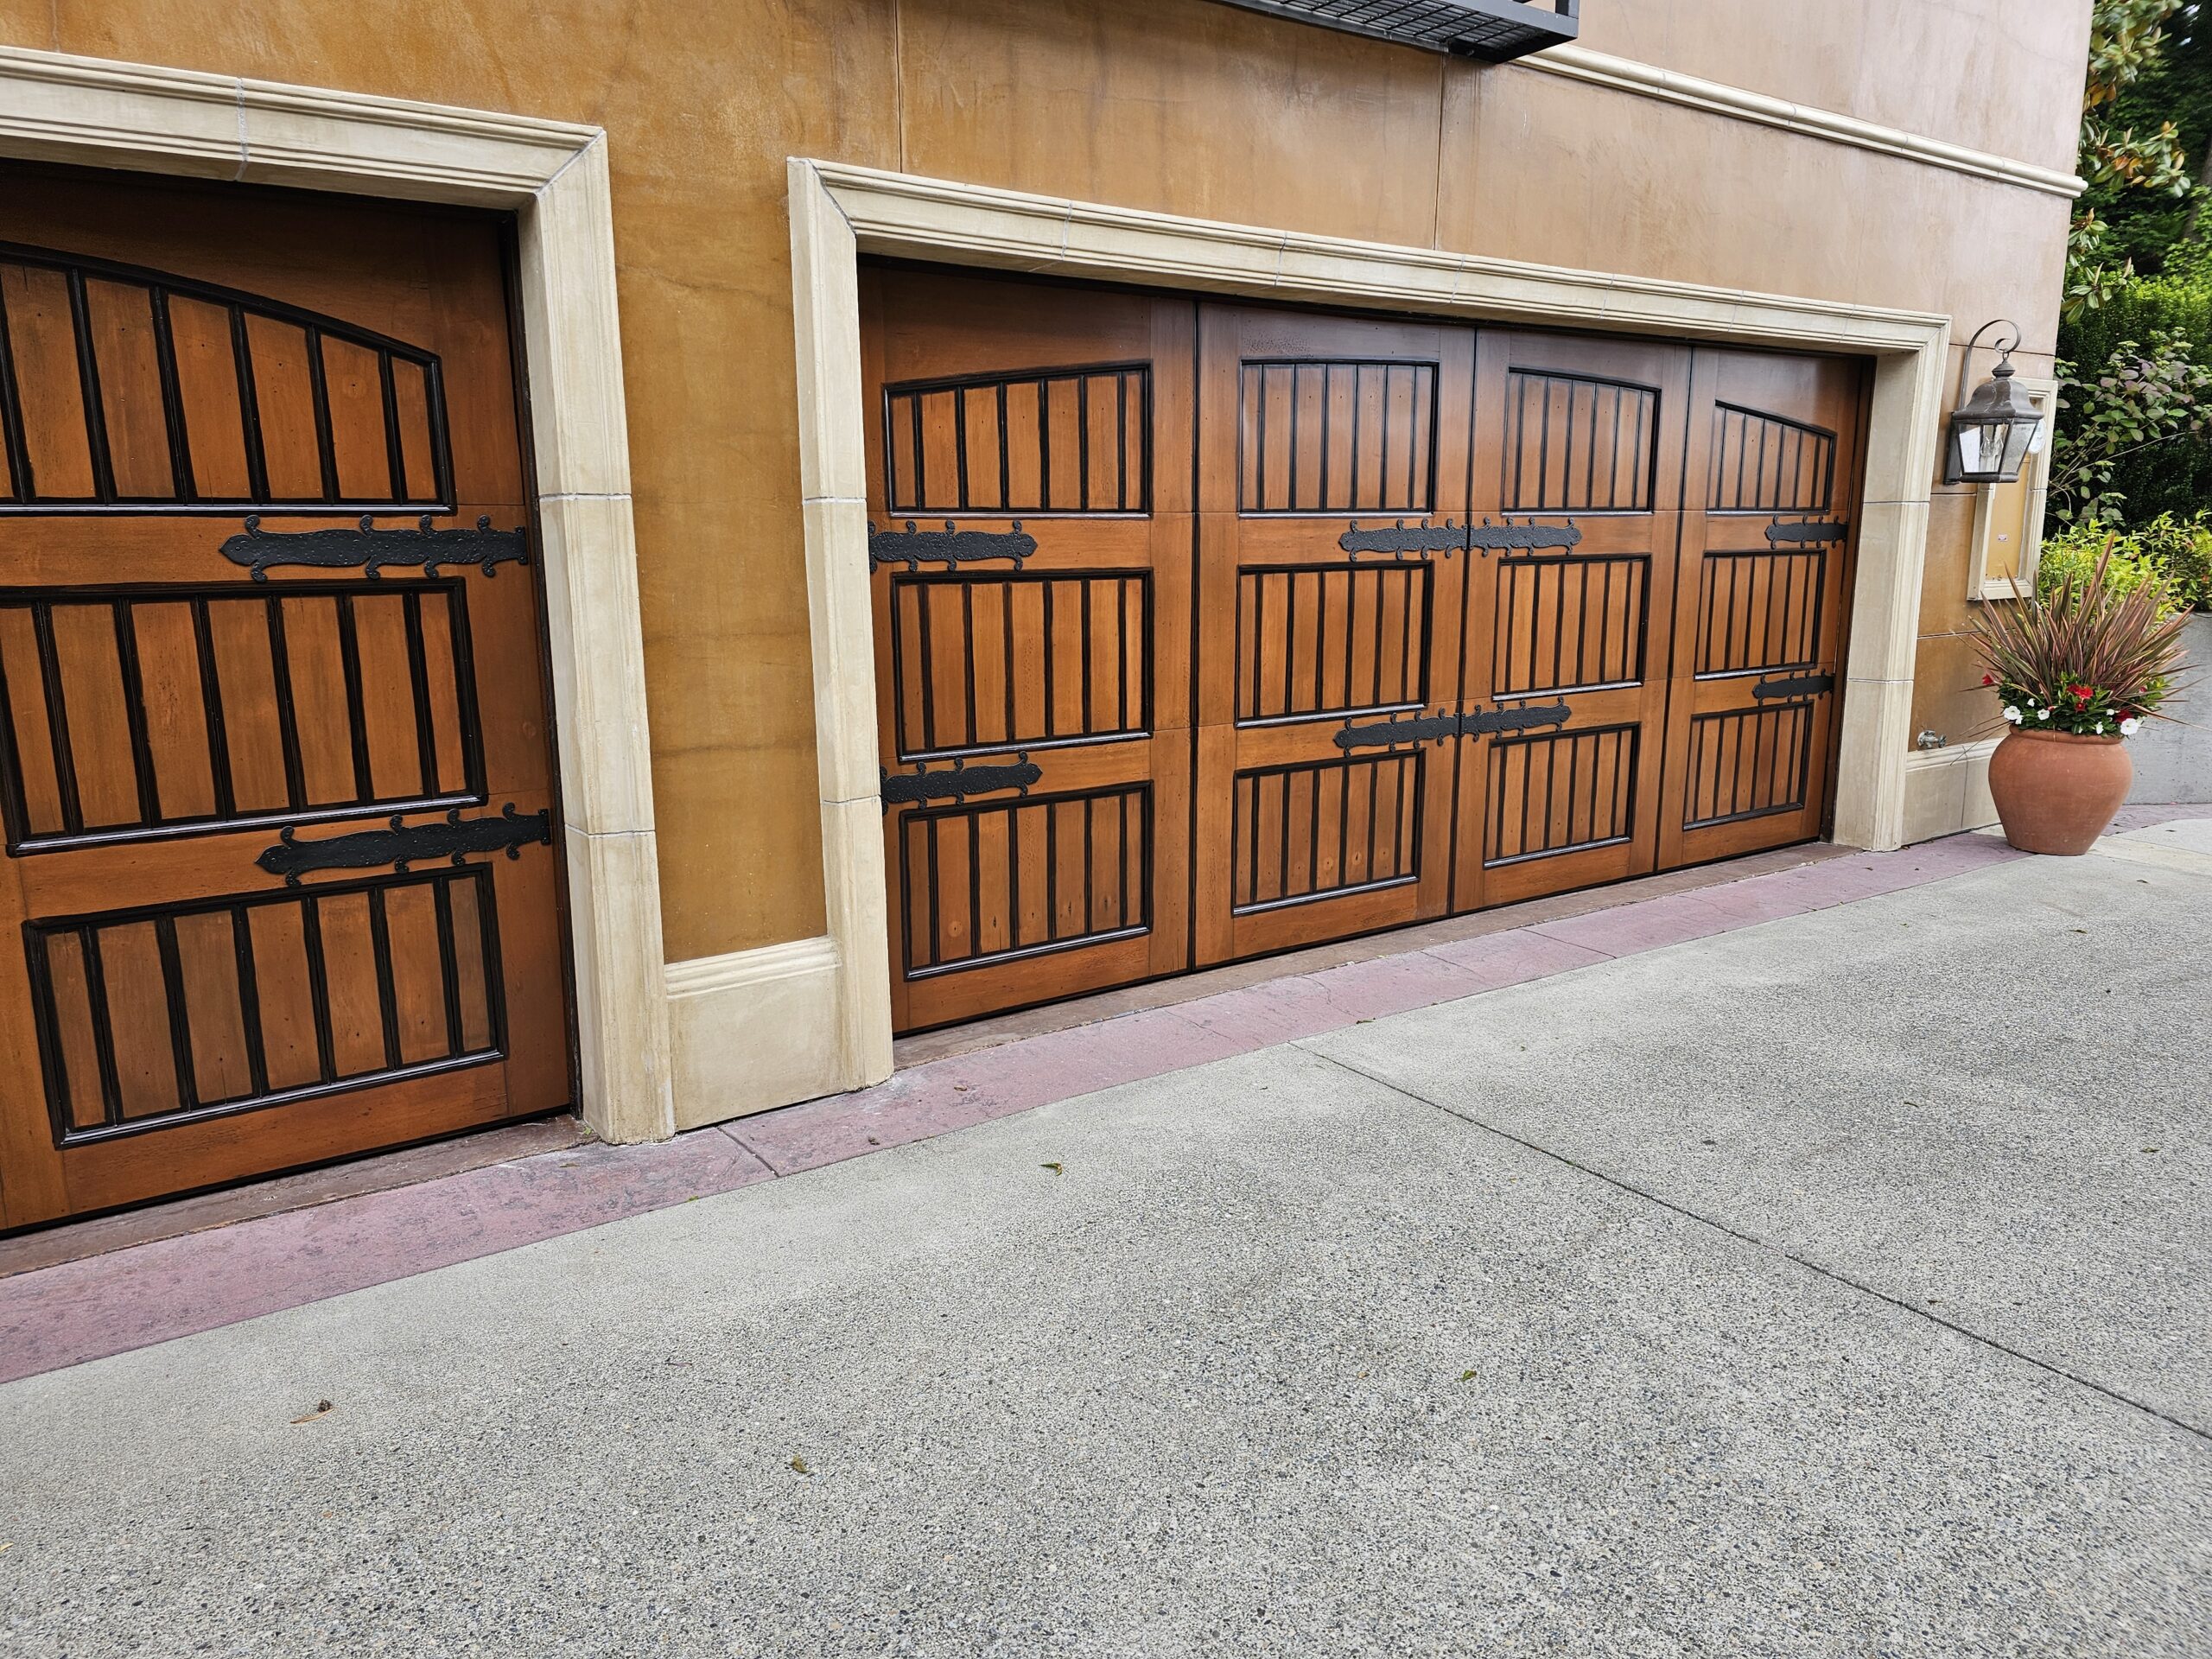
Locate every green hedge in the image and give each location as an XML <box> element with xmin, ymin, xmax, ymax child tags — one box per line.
<box><xmin>2039</xmin><ymin>511</ymin><xmax>2212</xmax><ymax>612</ymax></box>
<box><xmin>2056</xmin><ymin>270</ymin><xmax>2212</xmax><ymax>522</ymax></box>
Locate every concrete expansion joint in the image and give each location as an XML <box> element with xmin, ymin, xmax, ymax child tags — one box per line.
<box><xmin>1302</xmin><ymin>1046</ymin><xmax>2210</xmax><ymax>1448</ymax></box>
<box><xmin>541</xmin><ymin>490</ymin><xmax>631</xmax><ymax>503</ymax></box>
<box><xmin>2088</xmin><ymin>838</ymin><xmax>2212</xmax><ymax>879</ymax></box>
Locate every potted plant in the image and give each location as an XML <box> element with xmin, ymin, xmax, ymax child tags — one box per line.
<box><xmin>1973</xmin><ymin>545</ymin><xmax>2191</xmax><ymax>855</ymax></box>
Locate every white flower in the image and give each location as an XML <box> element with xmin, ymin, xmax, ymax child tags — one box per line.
<box><xmin>2120</xmin><ymin>716</ymin><xmax>2143</xmax><ymax>736</ymax></box>
<box><xmin>2094</xmin><ymin>722</ymin><xmax>2105</xmax><ymax>734</ymax></box>
<box><xmin>2037</xmin><ymin>708</ymin><xmax>2050</xmax><ymax>721</ymax></box>
<box><xmin>2003</xmin><ymin>705</ymin><xmax>2023</xmax><ymax>724</ymax></box>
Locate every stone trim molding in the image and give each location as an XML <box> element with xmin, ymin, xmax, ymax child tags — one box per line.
<box><xmin>0</xmin><ymin>46</ymin><xmax>675</xmax><ymax>1144</ymax></box>
<box><xmin>665</xmin><ymin>936</ymin><xmax>840</xmax><ymax>999</ymax></box>
<box><xmin>664</xmin><ymin>937</ymin><xmax>848</xmax><ymax>1131</ymax></box>
<box><xmin>787</xmin><ymin>157</ymin><xmax>1954</xmax><ymax>1099</ymax></box>
<box><xmin>1902</xmin><ymin>738</ymin><xmax>2002</xmax><ymax>843</ymax></box>
<box><xmin>1520</xmin><ymin>45</ymin><xmax>2086</xmax><ymax>200</ymax></box>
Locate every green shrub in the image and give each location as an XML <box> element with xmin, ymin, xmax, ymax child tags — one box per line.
<box><xmin>2130</xmin><ymin>510</ymin><xmax>2212</xmax><ymax>609</ymax></box>
<box><xmin>2056</xmin><ymin>270</ymin><xmax>2212</xmax><ymax>522</ymax></box>
<box><xmin>2037</xmin><ymin>512</ymin><xmax>2211</xmax><ymax>611</ymax></box>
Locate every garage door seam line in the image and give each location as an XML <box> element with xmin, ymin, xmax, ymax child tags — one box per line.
<box><xmin>1303</xmin><ymin>1046</ymin><xmax>2212</xmax><ymax>1449</ymax></box>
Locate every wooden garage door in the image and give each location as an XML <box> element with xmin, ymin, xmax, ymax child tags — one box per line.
<box><xmin>867</xmin><ymin>270</ymin><xmax>1866</xmax><ymax>1033</ymax></box>
<box><xmin>861</xmin><ymin>271</ymin><xmax>1196</xmax><ymax>1032</ymax></box>
<box><xmin>0</xmin><ymin>168</ymin><xmax>571</xmax><ymax>1227</ymax></box>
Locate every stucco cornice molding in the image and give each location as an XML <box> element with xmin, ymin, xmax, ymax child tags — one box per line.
<box><xmin>0</xmin><ymin>45</ymin><xmax>600</xmax><ymax>203</ymax></box>
<box><xmin>805</xmin><ymin>159</ymin><xmax>1951</xmax><ymax>353</ymax></box>
<box><xmin>1520</xmin><ymin>45</ymin><xmax>2086</xmax><ymax>200</ymax></box>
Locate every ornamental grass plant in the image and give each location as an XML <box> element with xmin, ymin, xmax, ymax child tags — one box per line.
<box><xmin>1974</xmin><ymin>542</ymin><xmax>2191</xmax><ymax>736</ymax></box>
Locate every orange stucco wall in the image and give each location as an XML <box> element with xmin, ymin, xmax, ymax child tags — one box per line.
<box><xmin>0</xmin><ymin>0</ymin><xmax>2094</xmax><ymax>961</ymax></box>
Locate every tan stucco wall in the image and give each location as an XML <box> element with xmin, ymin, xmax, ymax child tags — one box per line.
<box><xmin>0</xmin><ymin>0</ymin><xmax>2092</xmax><ymax>963</ymax></box>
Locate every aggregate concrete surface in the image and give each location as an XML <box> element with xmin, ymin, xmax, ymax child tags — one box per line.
<box><xmin>3</xmin><ymin>824</ymin><xmax>2208</xmax><ymax>1657</ymax></box>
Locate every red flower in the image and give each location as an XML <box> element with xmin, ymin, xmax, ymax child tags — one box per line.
<box><xmin>1981</xmin><ymin>673</ymin><xmax>1995</xmax><ymax>687</ymax></box>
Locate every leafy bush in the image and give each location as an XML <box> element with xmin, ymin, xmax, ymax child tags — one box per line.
<box><xmin>2054</xmin><ymin>275</ymin><xmax>2212</xmax><ymax>523</ymax></box>
<box><xmin>2039</xmin><ymin>512</ymin><xmax>2212</xmax><ymax>612</ymax></box>
<box><xmin>1981</xmin><ymin>546</ymin><xmax>2189</xmax><ymax>735</ymax></box>
<box><xmin>2129</xmin><ymin>511</ymin><xmax>2212</xmax><ymax>609</ymax></box>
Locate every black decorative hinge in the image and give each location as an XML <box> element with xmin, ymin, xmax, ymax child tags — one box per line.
<box><xmin>880</xmin><ymin>753</ymin><xmax>1043</xmax><ymax>807</ymax></box>
<box><xmin>1465</xmin><ymin>518</ymin><xmax>1582</xmax><ymax>555</ymax></box>
<box><xmin>1750</xmin><ymin>671</ymin><xmax>1834</xmax><ymax>701</ymax></box>
<box><xmin>1332</xmin><ymin>709</ymin><xmax>1464</xmax><ymax>750</ymax></box>
<box><xmin>1764</xmin><ymin>518</ymin><xmax>1847</xmax><ymax>546</ymax></box>
<box><xmin>1338</xmin><ymin>516</ymin><xmax>1582</xmax><ymax>561</ymax></box>
<box><xmin>221</xmin><ymin>515</ymin><xmax>528</xmax><ymax>581</ymax></box>
<box><xmin>1338</xmin><ymin>518</ymin><xmax>1465</xmax><ymax>560</ymax></box>
<box><xmin>257</xmin><ymin>804</ymin><xmax>550</xmax><ymax>887</ymax></box>
<box><xmin>868</xmin><ymin>519</ymin><xmax>1038</xmax><ymax>571</ymax></box>
<box><xmin>1334</xmin><ymin>702</ymin><xmax>1573</xmax><ymax>751</ymax></box>
<box><xmin>1462</xmin><ymin>701</ymin><xmax>1573</xmax><ymax>736</ymax></box>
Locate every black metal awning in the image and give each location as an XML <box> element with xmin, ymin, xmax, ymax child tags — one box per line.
<box><xmin>1207</xmin><ymin>0</ymin><xmax>1580</xmax><ymax>62</ymax></box>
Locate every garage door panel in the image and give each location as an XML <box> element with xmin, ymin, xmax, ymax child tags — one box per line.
<box><xmin>882</xmin><ymin>360</ymin><xmax>1153</xmax><ymax>518</ymax></box>
<box><xmin>1484</xmin><ymin>548</ymin><xmax>1656</xmax><ymax>699</ymax></box>
<box><xmin>1478</xmin><ymin>332</ymin><xmax>1692</xmax><ymax>518</ymax></box>
<box><xmin>882</xmin><ymin>565</ymin><xmax>1160</xmax><ymax>762</ymax></box>
<box><xmin>1234</xmin><ymin>556</ymin><xmax>1437</xmax><ymax>726</ymax></box>
<box><xmin>1470</xmin><ymin>719</ymin><xmax>1652</xmax><ymax>906</ymax></box>
<box><xmin>882</xmin><ymin>728</ymin><xmax>1190</xmax><ymax>1029</ymax></box>
<box><xmin>866</xmin><ymin>270</ymin><xmax>1198</xmax><ymax>1030</ymax></box>
<box><xmin>1688</xmin><ymin>543</ymin><xmax>1834</xmax><ymax>677</ymax></box>
<box><xmin>0</xmin><ymin>172</ymin><xmax>571</xmax><ymax>1228</ymax></box>
<box><xmin>1190</xmin><ymin>308</ymin><xmax>1471</xmax><ymax>969</ymax></box>
<box><xmin>1658</xmin><ymin>346</ymin><xmax>1862</xmax><ymax>869</ymax></box>
<box><xmin>1236</xmin><ymin>355</ymin><xmax>1441</xmax><ymax>518</ymax></box>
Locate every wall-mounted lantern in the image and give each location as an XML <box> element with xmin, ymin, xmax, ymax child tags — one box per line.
<box><xmin>1945</xmin><ymin>319</ymin><xmax>2048</xmax><ymax>486</ymax></box>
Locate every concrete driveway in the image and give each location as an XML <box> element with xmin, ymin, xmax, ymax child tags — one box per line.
<box><xmin>3</xmin><ymin>821</ymin><xmax>2209</xmax><ymax>1657</ymax></box>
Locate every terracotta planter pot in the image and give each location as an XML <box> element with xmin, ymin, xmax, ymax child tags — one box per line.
<box><xmin>1986</xmin><ymin>728</ymin><xmax>2133</xmax><ymax>855</ymax></box>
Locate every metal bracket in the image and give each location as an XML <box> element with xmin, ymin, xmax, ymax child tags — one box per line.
<box><xmin>1338</xmin><ymin>519</ymin><xmax>1465</xmax><ymax>560</ymax></box>
<box><xmin>880</xmin><ymin>753</ymin><xmax>1044</xmax><ymax>807</ymax></box>
<box><xmin>1764</xmin><ymin>518</ymin><xmax>1847</xmax><ymax>546</ymax></box>
<box><xmin>1465</xmin><ymin>518</ymin><xmax>1582</xmax><ymax>555</ymax></box>
<box><xmin>1750</xmin><ymin>671</ymin><xmax>1834</xmax><ymax>701</ymax></box>
<box><xmin>1333</xmin><ymin>702</ymin><xmax>1573</xmax><ymax>751</ymax></box>
<box><xmin>1462</xmin><ymin>701</ymin><xmax>1573</xmax><ymax>736</ymax></box>
<box><xmin>1332</xmin><ymin>710</ymin><xmax>1463</xmax><ymax>751</ymax></box>
<box><xmin>256</xmin><ymin>804</ymin><xmax>550</xmax><ymax>887</ymax></box>
<box><xmin>868</xmin><ymin>519</ymin><xmax>1038</xmax><ymax>571</ymax></box>
<box><xmin>221</xmin><ymin>515</ymin><xmax>528</xmax><ymax>582</ymax></box>
<box><xmin>1338</xmin><ymin>516</ymin><xmax>1581</xmax><ymax>561</ymax></box>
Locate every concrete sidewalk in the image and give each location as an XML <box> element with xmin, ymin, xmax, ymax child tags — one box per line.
<box><xmin>3</xmin><ymin>822</ymin><xmax>2209</xmax><ymax>1657</ymax></box>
